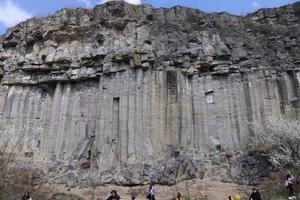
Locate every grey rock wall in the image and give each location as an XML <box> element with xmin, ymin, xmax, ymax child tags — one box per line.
<box><xmin>0</xmin><ymin>1</ymin><xmax>300</xmax><ymax>186</ymax></box>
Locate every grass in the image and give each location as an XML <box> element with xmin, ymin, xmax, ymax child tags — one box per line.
<box><xmin>183</xmin><ymin>194</ymin><xmax>209</xmax><ymax>200</ymax></box>
<box><xmin>262</xmin><ymin>188</ymin><xmax>293</xmax><ymax>200</ymax></box>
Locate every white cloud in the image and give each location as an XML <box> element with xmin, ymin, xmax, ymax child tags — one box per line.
<box><xmin>0</xmin><ymin>0</ymin><xmax>31</xmax><ymax>27</ymax></box>
<box><xmin>252</xmin><ymin>1</ymin><xmax>261</xmax><ymax>9</ymax></box>
<box><xmin>77</xmin><ymin>0</ymin><xmax>92</xmax><ymax>7</ymax></box>
<box><xmin>100</xmin><ymin>0</ymin><xmax>141</xmax><ymax>5</ymax></box>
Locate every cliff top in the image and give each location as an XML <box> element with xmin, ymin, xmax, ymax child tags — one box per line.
<box><xmin>2</xmin><ymin>0</ymin><xmax>299</xmax><ymax>34</ymax></box>
<box><xmin>0</xmin><ymin>1</ymin><xmax>299</xmax><ymax>85</ymax></box>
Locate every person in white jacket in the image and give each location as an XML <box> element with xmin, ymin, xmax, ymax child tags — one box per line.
<box><xmin>286</xmin><ymin>174</ymin><xmax>296</xmax><ymax>199</ymax></box>
<box><xmin>146</xmin><ymin>184</ymin><xmax>155</xmax><ymax>200</ymax></box>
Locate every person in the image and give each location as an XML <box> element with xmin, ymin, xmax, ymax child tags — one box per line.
<box><xmin>22</xmin><ymin>192</ymin><xmax>32</xmax><ymax>200</ymax></box>
<box><xmin>146</xmin><ymin>184</ymin><xmax>155</xmax><ymax>200</ymax></box>
<box><xmin>233</xmin><ymin>195</ymin><xmax>241</xmax><ymax>200</ymax></box>
<box><xmin>286</xmin><ymin>174</ymin><xmax>296</xmax><ymax>199</ymax></box>
<box><xmin>228</xmin><ymin>196</ymin><xmax>232</xmax><ymax>200</ymax></box>
<box><xmin>249</xmin><ymin>188</ymin><xmax>262</xmax><ymax>200</ymax></box>
<box><xmin>106</xmin><ymin>190</ymin><xmax>121</xmax><ymax>200</ymax></box>
<box><xmin>176</xmin><ymin>192</ymin><xmax>183</xmax><ymax>200</ymax></box>
<box><xmin>131</xmin><ymin>193</ymin><xmax>136</xmax><ymax>200</ymax></box>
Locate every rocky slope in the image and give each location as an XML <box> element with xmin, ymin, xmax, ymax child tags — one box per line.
<box><xmin>0</xmin><ymin>1</ymin><xmax>300</xmax><ymax>187</ymax></box>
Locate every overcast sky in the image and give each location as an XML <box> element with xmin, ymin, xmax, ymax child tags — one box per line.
<box><xmin>0</xmin><ymin>0</ymin><xmax>298</xmax><ymax>34</ymax></box>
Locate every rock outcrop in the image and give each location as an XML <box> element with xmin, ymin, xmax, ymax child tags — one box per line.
<box><xmin>0</xmin><ymin>1</ymin><xmax>300</xmax><ymax>187</ymax></box>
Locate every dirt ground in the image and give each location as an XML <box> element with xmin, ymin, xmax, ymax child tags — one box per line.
<box><xmin>38</xmin><ymin>179</ymin><xmax>254</xmax><ymax>200</ymax></box>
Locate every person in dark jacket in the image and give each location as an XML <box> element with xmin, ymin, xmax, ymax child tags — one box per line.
<box><xmin>176</xmin><ymin>192</ymin><xmax>183</xmax><ymax>200</ymax></box>
<box><xmin>106</xmin><ymin>190</ymin><xmax>121</xmax><ymax>200</ymax></box>
<box><xmin>22</xmin><ymin>192</ymin><xmax>32</xmax><ymax>200</ymax></box>
<box><xmin>131</xmin><ymin>193</ymin><xmax>136</xmax><ymax>200</ymax></box>
<box><xmin>249</xmin><ymin>188</ymin><xmax>262</xmax><ymax>200</ymax></box>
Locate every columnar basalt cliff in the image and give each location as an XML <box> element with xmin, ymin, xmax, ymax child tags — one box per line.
<box><xmin>0</xmin><ymin>1</ymin><xmax>300</xmax><ymax>187</ymax></box>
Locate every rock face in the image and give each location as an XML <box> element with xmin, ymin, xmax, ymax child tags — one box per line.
<box><xmin>0</xmin><ymin>1</ymin><xmax>300</xmax><ymax>187</ymax></box>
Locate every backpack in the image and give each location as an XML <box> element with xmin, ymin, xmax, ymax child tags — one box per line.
<box><xmin>146</xmin><ymin>193</ymin><xmax>151</xmax><ymax>199</ymax></box>
<box><xmin>285</xmin><ymin>180</ymin><xmax>289</xmax><ymax>187</ymax></box>
<box><xmin>286</xmin><ymin>179</ymin><xmax>293</xmax><ymax>188</ymax></box>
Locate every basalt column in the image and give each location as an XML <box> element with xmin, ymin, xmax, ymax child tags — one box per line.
<box><xmin>0</xmin><ymin>0</ymin><xmax>299</xmax><ymax>185</ymax></box>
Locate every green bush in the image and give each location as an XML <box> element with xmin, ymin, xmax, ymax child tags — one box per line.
<box><xmin>183</xmin><ymin>194</ymin><xmax>209</xmax><ymax>200</ymax></box>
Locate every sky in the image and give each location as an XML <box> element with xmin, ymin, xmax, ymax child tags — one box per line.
<box><xmin>0</xmin><ymin>0</ymin><xmax>298</xmax><ymax>34</ymax></box>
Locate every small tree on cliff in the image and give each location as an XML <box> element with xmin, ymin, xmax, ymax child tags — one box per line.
<box><xmin>0</xmin><ymin>123</ymin><xmax>25</xmax><ymax>198</ymax></box>
<box><xmin>0</xmin><ymin>122</ymin><xmax>46</xmax><ymax>199</ymax></box>
<box><xmin>0</xmin><ymin>142</ymin><xmax>16</xmax><ymax>190</ymax></box>
<box><xmin>252</xmin><ymin>114</ymin><xmax>300</xmax><ymax>171</ymax></box>
<box><xmin>0</xmin><ymin>125</ymin><xmax>15</xmax><ymax>183</ymax></box>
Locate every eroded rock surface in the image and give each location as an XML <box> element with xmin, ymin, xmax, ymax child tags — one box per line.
<box><xmin>0</xmin><ymin>1</ymin><xmax>300</xmax><ymax>187</ymax></box>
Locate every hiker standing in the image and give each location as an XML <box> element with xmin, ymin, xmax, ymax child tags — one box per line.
<box><xmin>146</xmin><ymin>184</ymin><xmax>155</xmax><ymax>200</ymax></box>
<box><xmin>176</xmin><ymin>192</ymin><xmax>183</xmax><ymax>200</ymax></box>
<box><xmin>106</xmin><ymin>190</ymin><xmax>121</xmax><ymax>200</ymax></box>
<box><xmin>286</xmin><ymin>174</ymin><xmax>296</xmax><ymax>199</ymax></box>
<box><xmin>131</xmin><ymin>193</ymin><xmax>136</xmax><ymax>200</ymax></box>
<box><xmin>249</xmin><ymin>188</ymin><xmax>262</xmax><ymax>200</ymax></box>
<box><xmin>22</xmin><ymin>192</ymin><xmax>32</xmax><ymax>200</ymax></box>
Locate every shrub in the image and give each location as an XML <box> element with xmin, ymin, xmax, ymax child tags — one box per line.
<box><xmin>183</xmin><ymin>194</ymin><xmax>209</xmax><ymax>200</ymax></box>
<box><xmin>251</xmin><ymin>114</ymin><xmax>300</xmax><ymax>171</ymax></box>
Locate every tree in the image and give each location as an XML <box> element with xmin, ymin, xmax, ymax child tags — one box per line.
<box><xmin>251</xmin><ymin>114</ymin><xmax>300</xmax><ymax>171</ymax></box>
<box><xmin>0</xmin><ymin>123</ymin><xmax>29</xmax><ymax>199</ymax></box>
<box><xmin>0</xmin><ymin>125</ymin><xmax>17</xmax><ymax>193</ymax></box>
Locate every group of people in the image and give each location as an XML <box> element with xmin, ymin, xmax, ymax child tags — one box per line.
<box><xmin>105</xmin><ymin>185</ymin><xmax>156</xmax><ymax>200</ymax></box>
<box><xmin>229</xmin><ymin>174</ymin><xmax>297</xmax><ymax>200</ymax></box>
<box><xmin>106</xmin><ymin>187</ymin><xmax>263</xmax><ymax>200</ymax></box>
<box><xmin>21</xmin><ymin>175</ymin><xmax>297</xmax><ymax>200</ymax></box>
<box><xmin>106</xmin><ymin>176</ymin><xmax>297</xmax><ymax>200</ymax></box>
<box><xmin>228</xmin><ymin>188</ymin><xmax>262</xmax><ymax>200</ymax></box>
